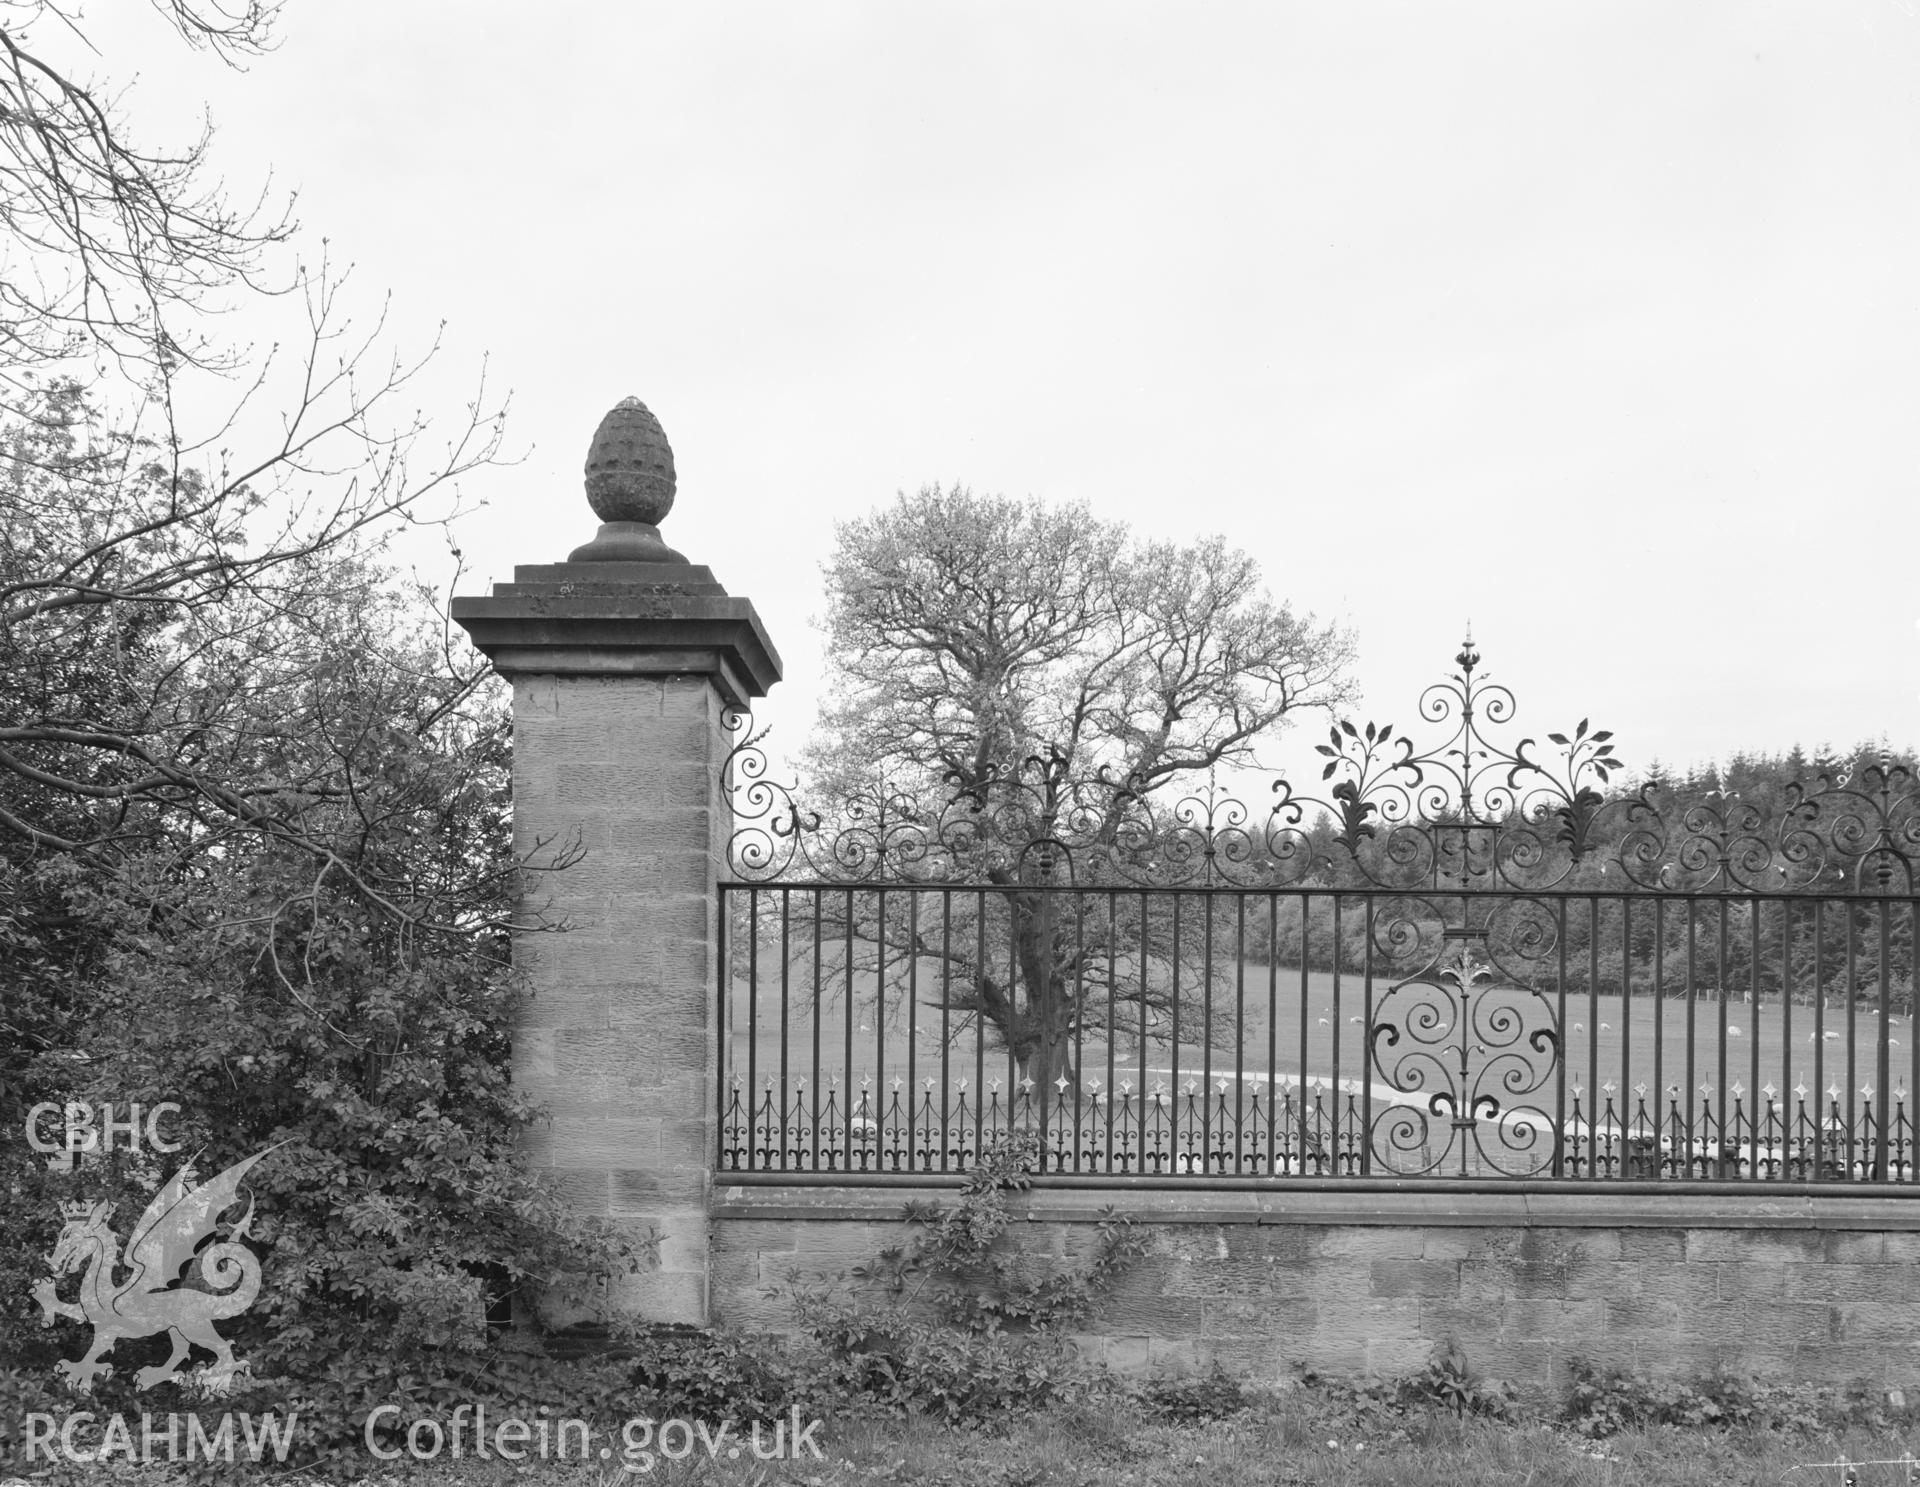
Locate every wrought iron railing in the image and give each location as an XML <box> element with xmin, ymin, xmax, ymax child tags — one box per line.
<box><xmin>719</xmin><ymin>638</ymin><xmax>1918</xmax><ymax>1186</ymax></box>
<box><xmin>719</xmin><ymin>883</ymin><xmax>1915</xmax><ymax>1182</ymax></box>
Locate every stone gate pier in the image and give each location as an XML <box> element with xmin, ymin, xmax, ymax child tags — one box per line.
<box><xmin>453</xmin><ymin>396</ymin><xmax>779</xmax><ymax>1322</ymax></box>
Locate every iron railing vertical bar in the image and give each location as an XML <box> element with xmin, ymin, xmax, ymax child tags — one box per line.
<box><xmin>1620</xmin><ymin>898</ymin><xmax>1633</xmax><ymax>1180</ymax></box>
<box><xmin>1778</xmin><ymin>899</ymin><xmax>1790</xmax><ymax>1181</ymax></box>
<box><xmin>1747</xmin><ymin>898</ymin><xmax>1761</xmax><ymax>1182</ymax></box>
<box><xmin>1072</xmin><ymin>890</ymin><xmax>1087</xmax><ymax>1173</ymax></box>
<box><xmin>1588</xmin><ymin>894</ymin><xmax>1600</xmax><ymax>1168</ymax></box>
<box><xmin>1684</xmin><ymin>901</ymin><xmax>1697</xmax><ymax>1175</ymax></box>
<box><xmin>1728</xmin><ymin>891</ymin><xmax>1743</xmax><ymax>1168</ymax></box>
<box><xmin>1235</xmin><ymin>895</ymin><xmax>1248</xmax><ymax>1175</ymax></box>
<box><xmin>1171</xmin><ymin>894</ymin><xmax>1183</xmax><ymax>1172</ymax></box>
<box><xmin>1909</xmin><ymin>899</ymin><xmax>1919</xmax><ymax>1175</ymax></box>
<box><xmin>1105</xmin><ymin>891</ymin><xmax>1119</xmax><ymax>1173</ymax></box>
<box><xmin>778</xmin><ymin>889</ymin><xmax>791</xmax><ymax>1170</ymax></box>
<box><xmin>973</xmin><ymin>890</ymin><xmax>987</xmax><ymax>1166</ymax></box>
<box><xmin>842</xmin><ymin>887</ymin><xmax>855</xmax><ymax>1172</ymax></box>
<box><xmin>938</xmin><ymin>891</ymin><xmax>951</xmax><ymax>1172</ymax></box>
<box><xmin>1202</xmin><ymin>892</ymin><xmax>1214</xmax><ymax>1170</ymax></box>
<box><xmin>746</xmin><ymin>887</ymin><xmax>760</xmax><ymax>1167</ymax></box>
<box><xmin>1034</xmin><ymin>889</ymin><xmax>1053</xmax><ymax>1171</ymax></box>
<box><xmin>1877</xmin><ymin>900</ymin><xmax>1893</xmax><ymax>1180</ymax></box>
<box><xmin>1003</xmin><ymin>892</ymin><xmax>1018</xmax><ymax>1147</ymax></box>
<box><xmin>874</xmin><ymin>890</ymin><xmax>887</xmax><ymax>1167</ymax></box>
<box><xmin>1266</xmin><ymin>893</ymin><xmax>1280</xmax><ymax>1176</ymax></box>
<box><xmin>1298</xmin><ymin>897</ymin><xmax>1312</xmax><ymax>1174</ymax></box>
<box><xmin>1332</xmin><ymin>895</ymin><xmax>1345</xmax><ymax>1172</ymax></box>
<box><xmin>1128</xmin><ymin>891</ymin><xmax>1144</xmax><ymax>1168</ymax></box>
<box><xmin>1554</xmin><ymin>897</ymin><xmax>1568</xmax><ymax>1177</ymax></box>
<box><xmin>1651</xmin><ymin>899</ymin><xmax>1664</xmax><ymax>1179</ymax></box>
<box><xmin>1360</xmin><ymin>895</ymin><xmax>1374</xmax><ymax>1178</ymax></box>
<box><xmin>1814</xmin><ymin>900</ymin><xmax>1827</xmax><ymax>1181</ymax></box>
<box><xmin>906</xmin><ymin>891</ymin><xmax>919</xmax><ymax>1173</ymax></box>
<box><xmin>811</xmin><ymin>893</ymin><xmax>823</xmax><ymax>1171</ymax></box>
<box><xmin>1847</xmin><ymin>907</ymin><xmax>1859</xmax><ymax>1177</ymax></box>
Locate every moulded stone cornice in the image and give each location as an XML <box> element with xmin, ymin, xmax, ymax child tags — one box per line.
<box><xmin>453</xmin><ymin>577</ymin><xmax>782</xmax><ymax>708</ymax></box>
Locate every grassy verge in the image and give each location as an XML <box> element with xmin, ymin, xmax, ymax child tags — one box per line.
<box><xmin>26</xmin><ymin>1381</ymin><xmax>1920</xmax><ymax>1486</ymax></box>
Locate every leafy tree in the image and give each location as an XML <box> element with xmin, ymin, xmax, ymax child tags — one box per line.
<box><xmin>796</xmin><ymin>485</ymin><xmax>1356</xmax><ymax>1096</ymax></box>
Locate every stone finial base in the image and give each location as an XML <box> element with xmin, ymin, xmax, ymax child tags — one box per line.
<box><xmin>569</xmin><ymin>521</ymin><xmax>688</xmax><ymax>563</ymax></box>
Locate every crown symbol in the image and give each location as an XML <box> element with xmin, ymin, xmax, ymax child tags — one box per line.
<box><xmin>62</xmin><ymin>1200</ymin><xmax>96</xmax><ymax>1219</ymax></box>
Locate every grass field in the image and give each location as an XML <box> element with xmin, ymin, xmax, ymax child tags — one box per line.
<box><xmin>731</xmin><ymin>961</ymin><xmax>1910</xmax><ymax>1107</ymax></box>
<box><xmin>64</xmin><ymin>1391</ymin><xmax>1920</xmax><ymax>1486</ymax></box>
<box><xmin>727</xmin><ymin>957</ymin><xmax>1915</xmax><ymax>1176</ymax></box>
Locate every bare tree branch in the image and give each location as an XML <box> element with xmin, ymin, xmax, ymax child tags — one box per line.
<box><xmin>0</xmin><ymin>0</ymin><xmax>293</xmax><ymax>384</ymax></box>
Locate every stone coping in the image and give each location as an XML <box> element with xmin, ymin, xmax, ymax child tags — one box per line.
<box><xmin>498</xmin><ymin>561</ymin><xmax>726</xmax><ymax>595</ymax></box>
<box><xmin>451</xmin><ymin>591</ymin><xmax>781</xmax><ymax>704</ymax></box>
<box><xmin>712</xmin><ymin>1180</ymin><xmax>1920</xmax><ymax>1230</ymax></box>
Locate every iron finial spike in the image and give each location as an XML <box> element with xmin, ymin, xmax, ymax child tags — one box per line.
<box><xmin>1456</xmin><ymin>624</ymin><xmax>1480</xmax><ymax>674</ymax></box>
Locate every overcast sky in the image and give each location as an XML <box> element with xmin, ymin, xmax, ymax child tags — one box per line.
<box><xmin>81</xmin><ymin>1</ymin><xmax>1920</xmax><ymax>792</ymax></box>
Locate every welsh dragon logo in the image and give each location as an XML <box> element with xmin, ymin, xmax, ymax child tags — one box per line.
<box><xmin>32</xmin><ymin>1144</ymin><xmax>281</xmax><ymax>1395</ymax></box>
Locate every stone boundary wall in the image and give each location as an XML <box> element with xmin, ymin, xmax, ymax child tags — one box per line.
<box><xmin>709</xmin><ymin>1187</ymin><xmax>1920</xmax><ymax>1394</ymax></box>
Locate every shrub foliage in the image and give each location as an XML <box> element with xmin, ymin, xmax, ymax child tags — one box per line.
<box><xmin>0</xmin><ymin>384</ymin><xmax>630</xmax><ymax>1463</ymax></box>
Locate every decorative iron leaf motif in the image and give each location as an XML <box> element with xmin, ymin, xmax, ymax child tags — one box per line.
<box><xmin>723</xmin><ymin>638</ymin><xmax>1916</xmax><ymax>893</ymax></box>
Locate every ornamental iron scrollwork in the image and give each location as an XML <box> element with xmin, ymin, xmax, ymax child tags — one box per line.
<box><xmin>723</xmin><ymin>632</ymin><xmax>1630</xmax><ymax>889</ymax></box>
<box><xmin>1616</xmin><ymin>755</ymin><xmax>1920</xmax><ymax>893</ymax></box>
<box><xmin>722</xmin><ymin>720</ymin><xmax>1140</xmax><ymax>884</ymax></box>
<box><xmin>725</xmin><ymin>635</ymin><xmax>1918</xmax><ymax>892</ymax></box>
<box><xmin>1260</xmin><ymin>631</ymin><xmax>1627</xmax><ymax>891</ymax></box>
<box><xmin>1361</xmin><ymin>902</ymin><xmax>1562</xmax><ymax>1178</ymax></box>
